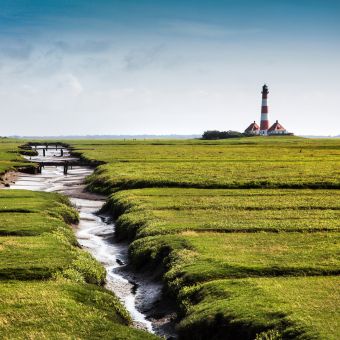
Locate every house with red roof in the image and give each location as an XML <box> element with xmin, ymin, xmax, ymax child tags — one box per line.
<box><xmin>244</xmin><ymin>121</ymin><xmax>260</xmax><ymax>135</ymax></box>
<box><xmin>267</xmin><ymin>120</ymin><xmax>288</xmax><ymax>135</ymax></box>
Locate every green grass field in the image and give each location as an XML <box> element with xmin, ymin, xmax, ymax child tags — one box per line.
<box><xmin>107</xmin><ymin>188</ymin><xmax>340</xmax><ymax>238</ymax></box>
<box><xmin>107</xmin><ymin>187</ymin><xmax>339</xmax><ymax>338</ymax></box>
<box><xmin>67</xmin><ymin>137</ymin><xmax>340</xmax><ymax>339</ymax></box>
<box><xmin>0</xmin><ymin>280</ymin><xmax>154</xmax><ymax>339</ymax></box>
<box><xmin>0</xmin><ymin>138</ymin><xmax>33</xmax><ymax>178</ymax></box>
<box><xmin>179</xmin><ymin>276</ymin><xmax>340</xmax><ymax>340</ymax></box>
<box><xmin>0</xmin><ymin>189</ymin><xmax>156</xmax><ymax>339</ymax></box>
<box><xmin>69</xmin><ymin>137</ymin><xmax>340</xmax><ymax>192</ymax></box>
<box><xmin>1</xmin><ymin>137</ymin><xmax>339</xmax><ymax>338</ymax></box>
<box><xmin>0</xmin><ymin>141</ymin><xmax>156</xmax><ymax>339</ymax></box>
<box><xmin>112</xmin><ymin>188</ymin><xmax>340</xmax><ymax>339</ymax></box>
<box><xmin>131</xmin><ymin>231</ymin><xmax>339</xmax><ymax>282</ymax></box>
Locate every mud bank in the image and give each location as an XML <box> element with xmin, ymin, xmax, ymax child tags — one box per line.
<box><xmin>0</xmin><ymin>171</ymin><xmax>19</xmax><ymax>188</ymax></box>
<box><xmin>10</xmin><ymin>146</ymin><xmax>177</xmax><ymax>339</ymax></box>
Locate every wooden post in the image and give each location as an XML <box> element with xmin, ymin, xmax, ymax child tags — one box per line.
<box><xmin>60</xmin><ymin>149</ymin><xmax>64</xmax><ymax>157</ymax></box>
<box><xmin>63</xmin><ymin>161</ymin><xmax>69</xmax><ymax>175</ymax></box>
<box><xmin>43</xmin><ymin>149</ymin><xmax>46</xmax><ymax>157</ymax></box>
<box><xmin>37</xmin><ymin>163</ymin><xmax>43</xmax><ymax>174</ymax></box>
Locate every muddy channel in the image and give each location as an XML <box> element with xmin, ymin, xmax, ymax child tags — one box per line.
<box><xmin>9</xmin><ymin>146</ymin><xmax>177</xmax><ymax>339</ymax></box>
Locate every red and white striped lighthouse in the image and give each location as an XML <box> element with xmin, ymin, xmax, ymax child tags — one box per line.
<box><xmin>260</xmin><ymin>84</ymin><xmax>269</xmax><ymax>135</ymax></box>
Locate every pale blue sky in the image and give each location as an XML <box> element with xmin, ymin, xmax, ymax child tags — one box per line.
<box><xmin>0</xmin><ymin>0</ymin><xmax>339</xmax><ymax>135</ymax></box>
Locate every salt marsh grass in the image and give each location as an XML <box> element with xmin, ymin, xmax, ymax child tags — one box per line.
<box><xmin>68</xmin><ymin>137</ymin><xmax>340</xmax><ymax>339</ymax></box>
<box><xmin>0</xmin><ymin>189</ymin><xmax>156</xmax><ymax>339</ymax></box>
<box><xmin>69</xmin><ymin>137</ymin><xmax>340</xmax><ymax>193</ymax></box>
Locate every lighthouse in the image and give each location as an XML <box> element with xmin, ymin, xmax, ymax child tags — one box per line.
<box><xmin>260</xmin><ymin>84</ymin><xmax>269</xmax><ymax>135</ymax></box>
<box><xmin>243</xmin><ymin>85</ymin><xmax>292</xmax><ymax>136</ymax></box>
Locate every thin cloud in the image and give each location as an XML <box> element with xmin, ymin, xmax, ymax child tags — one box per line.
<box><xmin>164</xmin><ymin>20</ymin><xmax>263</xmax><ymax>38</ymax></box>
<box><xmin>123</xmin><ymin>45</ymin><xmax>164</xmax><ymax>71</ymax></box>
<box><xmin>56</xmin><ymin>73</ymin><xmax>83</xmax><ymax>96</ymax></box>
<box><xmin>52</xmin><ymin>40</ymin><xmax>113</xmax><ymax>54</ymax></box>
<box><xmin>0</xmin><ymin>43</ymin><xmax>33</xmax><ymax>60</ymax></box>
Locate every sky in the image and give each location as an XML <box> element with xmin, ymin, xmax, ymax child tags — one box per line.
<box><xmin>0</xmin><ymin>0</ymin><xmax>339</xmax><ymax>136</ymax></box>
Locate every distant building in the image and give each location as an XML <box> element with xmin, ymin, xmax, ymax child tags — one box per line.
<box><xmin>244</xmin><ymin>121</ymin><xmax>260</xmax><ymax>135</ymax></box>
<box><xmin>268</xmin><ymin>120</ymin><xmax>287</xmax><ymax>135</ymax></box>
<box><xmin>244</xmin><ymin>84</ymin><xmax>292</xmax><ymax>136</ymax></box>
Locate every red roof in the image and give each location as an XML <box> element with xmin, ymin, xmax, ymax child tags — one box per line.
<box><xmin>268</xmin><ymin>120</ymin><xmax>286</xmax><ymax>132</ymax></box>
<box><xmin>244</xmin><ymin>121</ymin><xmax>260</xmax><ymax>133</ymax></box>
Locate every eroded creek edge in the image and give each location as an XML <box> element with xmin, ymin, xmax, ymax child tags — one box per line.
<box><xmin>8</xmin><ymin>145</ymin><xmax>177</xmax><ymax>339</ymax></box>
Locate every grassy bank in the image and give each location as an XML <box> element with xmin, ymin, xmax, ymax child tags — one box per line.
<box><xmin>0</xmin><ymin>189</ymin><xmax>156</xmax><ymax>339</ymax></box>
<box><xmin>108</xmin><ymin>188</ymin><xmax>340</xmax><ymax>238</ymax></box>
<box><xmin>67</xmin><ymin>138</ymin><xmax>340</xmax><ymax>339</ymax></box>
<box><xmin>0</xmin><ymin>280</ymin><xmax>153</xmax><ymax>339</ymax></box>
<box><xmin>108</xmin><ymin>188</ymin><xmax>340</xmax><ymax>339</ymax></box>
<box><xmin>0</xmin><ymin>139</ymin><xmax>34</xmax><ymax>180</ymax></box>
<box><xmin>178</xmin><ymin>276</ymin><xmax>339</xmax><ymax>340</ymax></box>
<box><xmin>68</xmin><ymin>137</ymin><xmax>340</xmax><ymax>193</ymax></box>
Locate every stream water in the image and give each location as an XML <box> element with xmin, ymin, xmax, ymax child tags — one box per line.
<box><xmin>9</xmin><ymin>146</ymin><xmax>176</xmax><ymax>339</ymax></box>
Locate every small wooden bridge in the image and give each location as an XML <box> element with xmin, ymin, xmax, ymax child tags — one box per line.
<box><xmin>30</xmin><ymin>143</ymin><xmax>66</xmax><ymax>150</ymax></box>
<box><xmin>26</xmin><ymin>143</ymin><xmax>101</xmax><ymax>174</ymax></box>
<box><xmin>36</xmin><ymin>160</ymin><xmax>92</xmax><ymax>175</ymax></box>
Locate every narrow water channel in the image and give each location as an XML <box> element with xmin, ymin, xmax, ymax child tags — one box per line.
<box><xmin>9</xmin><ymin>146</ymin><xmax>176</xmax><ymax>339</ymax></box>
